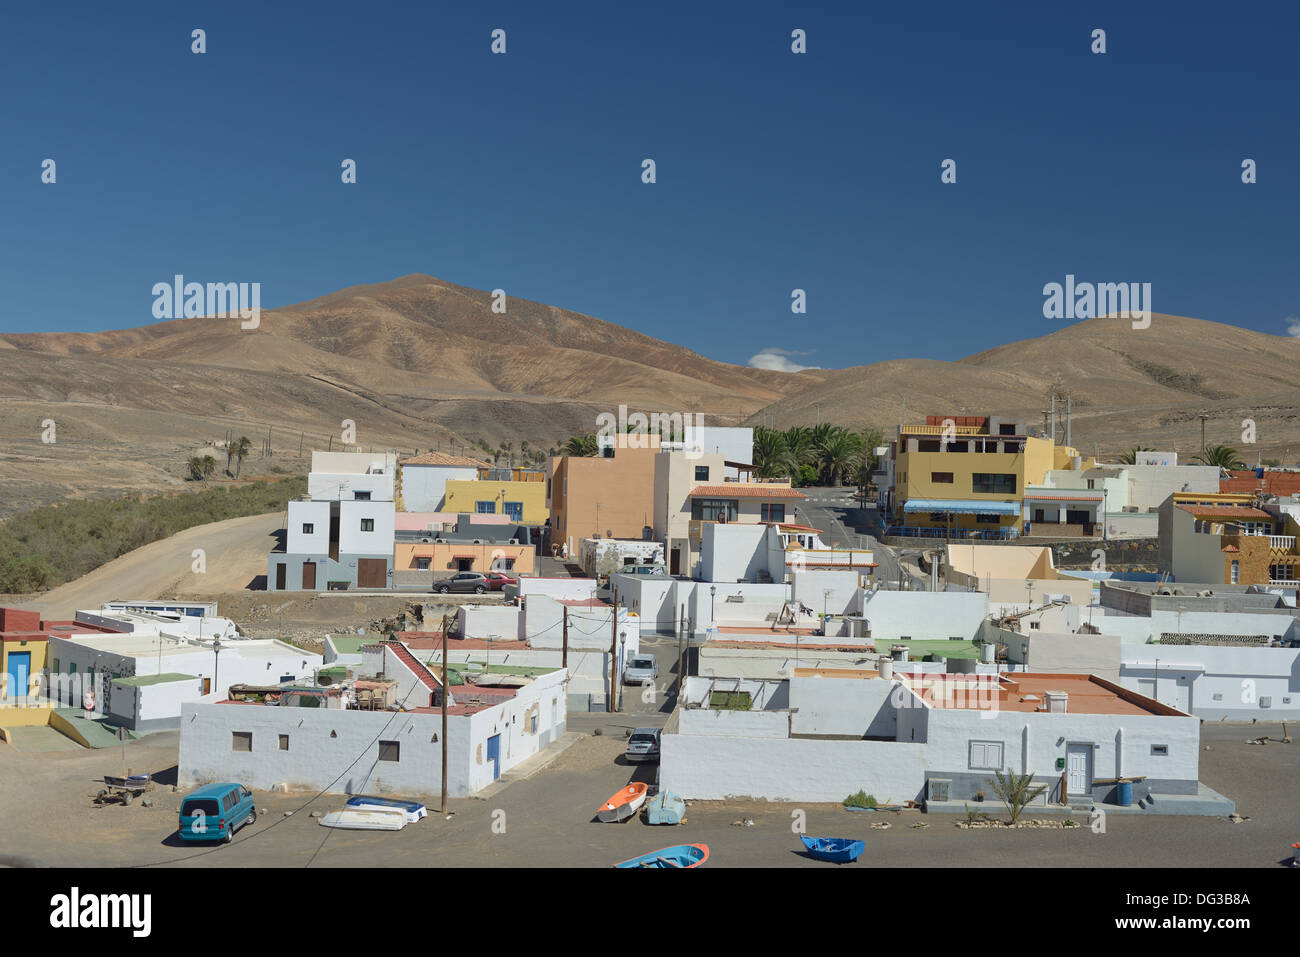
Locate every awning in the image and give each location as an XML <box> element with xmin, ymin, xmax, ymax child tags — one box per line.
<box><xmin>903</xmin><ymin>499</ymin><xmax>1020</xmax><ymax>515</ymax></box>
<box><xmin>1023</xmin><ymin>490</ymin><xmax>1103</xmax><ymax>502</ymax></box>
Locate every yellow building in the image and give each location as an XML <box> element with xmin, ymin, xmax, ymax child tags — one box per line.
<box><xmin>891</xmin><ymin>414</ymin><xmax>1094</xmax><ymax>538</ymax></box>
<box><xmin>443</xmin><ymin>467</ymin><xmax>550</xmax><ymax>525</ymax></box>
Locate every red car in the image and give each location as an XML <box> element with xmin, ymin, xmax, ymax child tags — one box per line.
<box><xmin>484</xmin><ymin>572</ymin><xmax>517</xmax><ymax>590</ymax></box>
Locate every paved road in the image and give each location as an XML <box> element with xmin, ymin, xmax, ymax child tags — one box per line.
<box><xmin>16</xmin><ymin>512</ymin><xmax>284</xmax><ymax>617</ymax></box>
<box><xmin>794</xmin><ymin>487</ymin><xmax>924</xmax><ymax>589</ymax></box>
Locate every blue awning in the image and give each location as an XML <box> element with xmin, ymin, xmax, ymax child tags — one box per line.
<box><xmin>902</xmin><ymin>499</ymin><xmax>1020</xmax><ymax>515</ymax></box>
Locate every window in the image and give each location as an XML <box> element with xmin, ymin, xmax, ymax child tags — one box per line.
<box><xmin>354</xmin><ymin>491</ymin><xmax>371</xmax><ymax>501</ymax></box>
<box><xmin>476</xmin><ymin>501</ymin><xmax>497</xmax><ymax>514</ymax></box>
<box><xmin>1150</xmin><ymin>744</ymin><xmax>1168</xmax><ymax>756</ymax></box>
<box><xmin>601</xmin><ymin>446</ymin><xmax>614</xmax><ymax>458</ymax></box>
<box><xmin>378</xmin><ymin>740</ymin><xmax>400</xmax><ymax>762</ymax></box>
<box><xmin>1230</xmin><ymin>560</ymin><xmax>1240</xmax><ymax>584</ymax></box>
<box><xmin>931</xmin><ymin>472</ymin><xmax>954</xmax><ymax>484</ymax></box>
<box><xmin>691</xmin><ymin>499</ymin><xmax>738</xmax><ymax>522</ymax></box>
<box><xmin>503</xmin><ymin>558</ymin><xmax>515</xmax><ymax>570</ymax></box>
<box><xmin>279</xmin><ymin>734</ymin><xmax>289</xmax><ymax>751</ymax></box>
<box><xmin>975</xmin><ymin>513</ymin><xmax>1002</xmax><ymax>524</ymax></box>
<box><xmin>928</xmin><ymin>511</ymin><xmax>948</xmax><ymax>523</ymax></box>
<box><xmin>232</xmin><ymin>732</ymin><xmax>252</xmax><ymax>752</ymax></box>
<box><xmin>503</xmin><ymin>501</ymin><xmax>523</xmax><ymax>521</ymax></box>
<box><xmin>969</xmin><ymin>740</ymin><xmax>1004</xmax><ymax>770</ymax></box>
<box><xmin>694</xmin><ymin>466</ymin><xmax>710</xmax><ymax>481</ymax></box>
<box><xmin>302</xmin><ymin>523</ymin><xmax>314</xmax><ymax>534</ymax></box>
<box><xmin>917</xmin><ymin>440</ymin><xmax>941</xmax><ymax>452</ymax></box>
<box><xmin>415</xmin><ymin>557</ymin><xmax>431</xmax><ymax>571</ymax></box>
<box><xmin>1086</xmin><ymin>479</ymin><xmax>1095</xmax><ymax>490</ymax></box>
<box><xmin>972</xmin><ymin>473</ymin><xmax>1016</xmax><ymax>494</ymax></box>
<box><xmin>360</xmin><ymin>518</ymin><xmax>375</xmax><ymax>532</ymax></box>
<box><xmin>761</xmin><ymin>503</ymin><xmax>786</xmax><ymax>523</ymax></box>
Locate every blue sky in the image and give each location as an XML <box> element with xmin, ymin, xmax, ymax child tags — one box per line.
<box><xmin>3</xmin><ymin>1</ymin><xmax>1297</xmax><ymax>370</ymax></box>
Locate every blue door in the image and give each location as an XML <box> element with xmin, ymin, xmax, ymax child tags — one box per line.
<box><xmin>486</xmin><ymin>734</ymin><xmax>501</xmax><ymax>780</ymax></box>
<box><xmin>6</xmin><ymin>651</ymin><xmax>31</xmax><ymax>702</ymax></box>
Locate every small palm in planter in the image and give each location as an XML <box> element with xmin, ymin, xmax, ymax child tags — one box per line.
<box><xmin>974</xmin><ymin>790</ymin><xmax>985</xmax><ymax>803</ymax></box>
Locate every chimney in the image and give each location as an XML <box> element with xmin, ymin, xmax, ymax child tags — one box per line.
<box><xmin>1044</xmin><ymin>691</ymin><xmax>1069</xmax><ymax>713</ymax></box>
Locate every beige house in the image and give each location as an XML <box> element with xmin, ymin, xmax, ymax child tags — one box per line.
<box><xmin>654</xmin><ymin>452</ymin><xmax>806</xmax><ymax>577</ymax></box>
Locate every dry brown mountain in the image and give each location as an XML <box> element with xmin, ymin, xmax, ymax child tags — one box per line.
<box><xmin>748</xmin><ymin>313</ymin><xmax>1300</xmax><ymax>461</ymax></box>
<box><xmin>0</xmin><ymin>279</ymin><xmax>1294</xmax><ymax>518</ymax></box>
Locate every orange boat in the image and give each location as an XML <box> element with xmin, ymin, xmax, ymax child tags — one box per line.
<box><xmin>597</xmin><ymin>782</ymin><xmax>649</xmax><ymax>822</ymax></box>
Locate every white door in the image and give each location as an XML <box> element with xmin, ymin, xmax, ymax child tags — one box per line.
<box><xmin>1066</xmin><ymin>744</ymin><xmax>1091</xmax><ymax>796</ymax></box>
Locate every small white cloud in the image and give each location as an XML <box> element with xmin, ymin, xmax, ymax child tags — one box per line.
<box><xmin>1285</xmin><ymin>316</ymin><xmax>1300</xmax><ymax>337</ymax></box>
<box><xmin>747</xmin><ymin>347</ymin><xmax>820</xmax><ymax>373</ymax></box>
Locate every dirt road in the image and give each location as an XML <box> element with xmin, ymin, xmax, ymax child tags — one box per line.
<box><xmin>15</xmin><ymin>512</ymin><xmax>284</xmax><ymax>618</ymax></box>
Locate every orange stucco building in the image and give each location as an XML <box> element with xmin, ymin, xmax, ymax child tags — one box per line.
<box><xmin>548</xmin><ymin>435</ymin><xmax>661</xmax><ymax>554</ymax></box>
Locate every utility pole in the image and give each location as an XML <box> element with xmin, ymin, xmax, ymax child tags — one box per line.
<box><xmin>562</xmin><ymin>607</ymin><xmax>569</xmax><ymax>670</ymax></box>
<box><xmin>1199</xmin><ymin>413</ymin><xmax>1209</xmax><ymax>455</ymax></box>
<box><xmin>440</xmin><ymin>613</ymin><xmax>449</xmax><ymax>815</ymax></box>
<box><xmin>677</xmin><ymin>604</ymin><xmax>685</xmax><ymax>701</ymax></box>
<box><xmin>609</xmin><ymin>587</ymin><xmax>619</xmax><ymax>713</ymax></box>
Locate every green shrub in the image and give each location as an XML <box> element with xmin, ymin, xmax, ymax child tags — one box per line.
<box><xmin>844</xmin><ymin>790</ymin><xmax>877</xmax><ymax>808</ymax></box>
<box><xmin>0</xmin><ymin>476</ymin><xmax>306</xmax><ymax>593</ymax></box>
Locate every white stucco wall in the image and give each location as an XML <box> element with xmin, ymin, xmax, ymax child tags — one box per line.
<box><xmin>1119</xmin><ymin>643</ymin><xmax>1300</xmax><ymax>719</ymax></box>
<box><xmin>459</xmin><ymin>605</ymin><xmax>525</xmax><ymax>640</ymax></box>
<box><xmin>661</xmin><ymin>734</ymin><xmax>927</xmax><ymax>802</ymax></box>
<box><xmin>860</xmin><ymin>591</ymin><xmax>988</xmax><ymax>639</ymax></box>
<box><xmin>701</xmin><ymin>523</ymin><xmax>770</xmax><ymax>583</ymax></box>
<box><xmin>789</xmin><ymin>676</ymin><xmax>898</xmax><ymax>737</ymax></box>
<box><xmin>338</xmin><ymin>500</ymin><xmax>396</xmax><ymax>555</ymax></box>
<box><xmin>519</xmin><ymin>577</ymin><xmax>601</xmax><ymax>601</ymax></box>
<box><xmin>401</xmin><ymin>464</ymin><xmax>477</xmax><ymax>512</ymax></box>
<box><xmin>286</xmin><ymin>500</ymin><xmax>330</xmax><ymax>554</ymax></box>
<box><xmin>792</xmin><ymin>570</ymin><xmax>859</xmax><ymax>617</ymax></box>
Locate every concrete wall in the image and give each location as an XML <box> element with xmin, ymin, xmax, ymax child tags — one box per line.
<box><xmin>459</xmin><ymin>605</ymin><xmax>525</xmax><ymax>640</ymax></box>
<box><xmin>677</xmin><ymin>708</ymin><xmax>789</xmax><ymax>738</ymax></box>
<box><xmin>700</xmin><ymin>522</ymin><xmax>769</xmax><ymax>584</ymax></box>
<box><xmin>338</xmin><ymin>500</ymin><xmax>396</xmax><ymax>556</ymax></box>
<box><xmin>922</xmin><ymin>706</ymin><xmax>1201</xmax><ymax>799</ymax></box>
<box><xmin>860</xmin><ymin>591</ymin><xmax>988</xmax><ymax>640</ymax></box>
<box><xmin>611</xmin><ymin>575</ymin><xmax>678</xmax><ymax>631</ymax></box>
<box><xmin>286</xmin><ymin>500</ymin><xmax>330</xmax><ymax>554</ymax></box>
<box><xmin>792</xmin><ymin>570</ymin><xmax>860</xmax><ymax>617</ymax></box>
<box><xmin>789</xmin><ymin>676</ymin><xmax>897</xmax><ymax>737</ymax></box>
<box><xmin>180</xmin><ymin>702</ymin><xmax>470</xmax><ymax>796</ymax></box>
<box><xmin>109</xmin><ymin>677</ymin><xmax>203</xmax><ymax>729</ymax></box>
<box><xmin>994</xmin><ymin>629</ymin><xmax>1122</xmax><ymax>681</ymax></box>
<box><xmin>1119</xmin><ymin>643</ymin><xmax>1300</xmax><ymax>719</ymax></box>
<box><xmin>400</xmin><ymin>464</ymin><xmax>477</xmax><ymax>512</ymax></box>
<box><xmin>662</xmin><ymin>733</ymin><xmax>927</xmax><ymax>802</ymax></box>
<box><xmin>519</xmin><ymin>577</ymin><xmax>601</xmax><ymax>601</ymax></box>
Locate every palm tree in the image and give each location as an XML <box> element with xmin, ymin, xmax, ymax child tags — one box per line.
<box><xmin>1195</xmin><ymin>445</ymin><xmax>1247</xmax><ymax>470</ymax></box>
<box><xmin>1117</xmin><ymin>446</ymin><xmax>1154</xmax><ymax>465</ymax></box>
<box><xmin>782</xmin><ymin>426</ymin><xmax>815</xmax><ymax>475</ymax></box>
<box><xmin>560</xmin><ymin>433</ymin><xmax>599</xmax><ymax>457</ymax></box>
<box><xmin>199</xmin><ymin>454</ymin><xmax>216</xmax><ymax>480</ymax></box>
<box><xmin>186</xmin><ymin>456</ymin><xmax>207</xmax><ymax>481</ymax></box>
<box><xmin>228</xmin><ymin>436</ymin><xmax>252</xmax><ymax>478</ymax></box>
<box><xmin>752</xmin><ymin>427</ymin><xmax>790</xmax><ymax>479</ymax></box>
<box><xmin>818</xmin><ymin>430</ymin><xmax>865</xmax><ymax>486</ymax></box>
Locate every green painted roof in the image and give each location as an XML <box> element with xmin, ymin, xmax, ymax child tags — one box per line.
<box><xmin>875</xmin><ymin>639</ymin><xmax>981</xmax><ymax>660</ymax></box>
<box><xmin>328</xmin><ymin>636</ymin><xmax>372</xmax><ymax>654</ymax></box>
<box><xmin>114</xmin><ymin>673</ymin><xmax>198</xmax><ymax>687</ymax></box>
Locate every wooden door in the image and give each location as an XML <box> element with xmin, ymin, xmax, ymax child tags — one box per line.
<box><xmin>357</xmin><ymin>558</ymin><xmax>387</xmax><ymax>587</ymax></box>
<box><xmin>275</xmin><ymin>564</ymin><xmax>286</xmax><ymax>590</ymax></box>
<box><xmin>301</xmin><ymin>562</ymin><xmax>317</xmax><ymax>590</ymax></box>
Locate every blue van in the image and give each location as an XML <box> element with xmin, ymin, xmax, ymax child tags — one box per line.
<box><xmin>178</xmin><ymin>783</ymin><xmax>256</xmax><ymax>844</ymax></box>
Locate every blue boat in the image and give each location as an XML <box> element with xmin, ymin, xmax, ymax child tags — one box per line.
<box><xmin>345</xmin><ymin>795</ymin><xmax>427</xmax><ymax>822</ymax></box>
<box><xmin>615</xmin><ymin>843</ymin><xmax>709</xmax><ymax>868</ymax></box>
<box><xmin>800</xmin><ymin>835</ymin><xmax>864</xmax><ymax>863</ymax></box>
<box><xmin>645</xmin><ymin>790</ymin><xmax>686</xmax><ymax>825</ymax></box>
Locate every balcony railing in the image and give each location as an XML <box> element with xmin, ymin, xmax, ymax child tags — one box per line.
<box><xmin>1268</xmin><ymin>535</ymin><xmax>1296</xmax><ymax>550</ymax></box>
<box><xmin>1268</xmin><ymin>579</ymin><xmax>1299</xmax><ymax>588</ymax></box>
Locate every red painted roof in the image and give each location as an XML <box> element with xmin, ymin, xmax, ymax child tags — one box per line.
<box><xmin>1175</xmin><ymin>505</ymin><xmax>1274</xmax><ymax>520</ymax></box>
<box><xmin>690</xmin><ymin>485</ymin><xmax>807</xmax><ymax>499</ymax></box>
<box><xmin>1220</xmin><ymin>469</ymin><xmax>1300</xmax><ymax>497</ymax></box>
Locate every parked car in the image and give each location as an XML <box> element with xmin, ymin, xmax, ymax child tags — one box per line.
<box><xmin>625</xmin><ymin>727</ymin><xmax>662</xmax><ymax>763</ymax></box>
<box><xmin>623</xmin><ymin>653</ymin><xmax>659</xmax><ymax>685</ymax></box>
<box><xmin>484</xmin><ymin>572</ymin><xmax>518</xmax><ymax>590</ymax></box>
<box><xmin>434</xmin><ymin>572</ymin><xmax>490</xmax><ymax>594</ymax></box>
<box><xmin>178</xmin><ymin>783</ymin><xmax>256</xmax><ymax>844</ymax></box>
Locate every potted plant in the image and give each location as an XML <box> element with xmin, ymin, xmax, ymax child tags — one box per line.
<box><xmin>974</xmin><ymin>789</ymin><xmax>985</xmax><ymax>803</ymax></box>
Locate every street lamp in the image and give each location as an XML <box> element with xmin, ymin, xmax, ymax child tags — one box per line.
<box><xmin>618</xmin><ymin>630</ymin><xmax>627</xmax><ymax>711</ymax></box>
<box><xmin>709</xmin><ymin>585</ymin><xmax>716</xmax><ymax>631</ymax></box>
<box><xmin>822</xmin><ymin>588</ymin><xmax>832</xmax><ymax>636</ymax></box>
<box><xmin>212</xmin><ymin>637</ymin><xmax>223</xmax><ymax>698</ymax></box>
<box><xmin>1021</xmin><ymin>640</ymin><xmax>1029</xmax><ymax>671</ymax></box>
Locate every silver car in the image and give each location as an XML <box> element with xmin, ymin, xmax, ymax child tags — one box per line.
<box><xmin>625</xmin><ymin>728</ymin><xmax>662</xmax><ymax>763</ymax></box>
<box><xmin>622</xmin><ymin>654</ymin><xmax>658</xmax><ymax>685</ymax></box>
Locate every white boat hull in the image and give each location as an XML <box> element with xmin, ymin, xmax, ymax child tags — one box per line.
<box><xmin>318</xmin><ymin>808</ymin><xmax>408</xmax><ymax>830</ymax></box>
